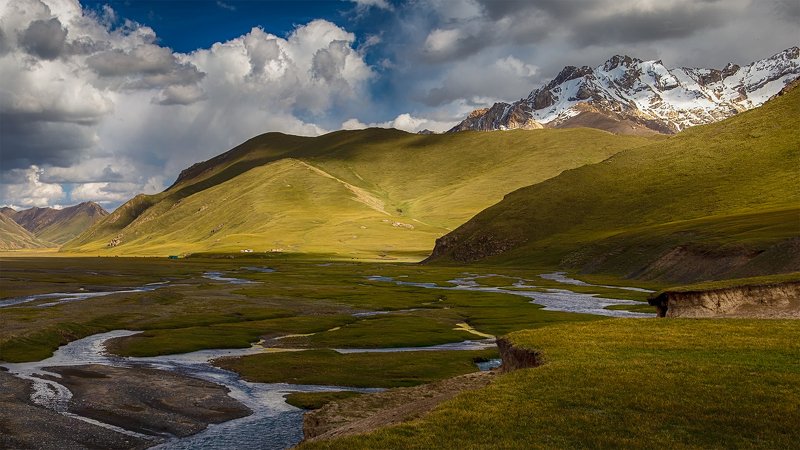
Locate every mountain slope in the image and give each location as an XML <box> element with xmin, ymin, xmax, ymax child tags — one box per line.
<box><xmin>63</xmin><ymin>128</ymin><xmax>654</xmax><ymax>258</ymax></box>
<box><xmin>427</xmin><ymin>82</ymin><xmax>800</xmax><ymax>283</ymax></box>
<box><xmin>451</xmin><ymin>47</ymin><xmax>800</xmax><ymax>135</ymax></box>
<box><xmin>11</xmin><ymin>202</ymin><xmax>109</xmax><ymax>244</ymax></box>
<box><xmin>0</xmin><ymin>212</ymin><xmax>52</xmax><ymax>250</ymax></box>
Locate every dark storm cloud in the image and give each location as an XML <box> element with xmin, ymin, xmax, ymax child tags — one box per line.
<box><xmin>0</xmin><ymin>28</ymin><xmax>11</xmax><ymax>56</ymax></box>
<box><xmin>772</xmin><ymin>0</ymin><xmax>800</xmax><ymax>20</ymax></box>
<box><xmin>572</xmin><ymin>6</ymin><xmax>726</xmax><ymax>46</ymax></box>
<box><xmin>476</xmin><ymin>0</ymin><xmax>580</xmax><ymax>21</ymax></box>
<box><xmin>0</xmin><ymin>114</ymin><xmax>97</xmax><ymax>172</ymax></box>
<box><xmin>18</xmin><ymin>18</ymin><xmax>67</xmax><ymax>60</ymax></box>
<box><xmin>413</xmin><ymin>0</ymin><xmax>736</xmax><ymax>65</ymax></box>
<box><xmin>87</xmin><ymin>47</ymin><xmax>176</xmax><ymax>76</ymax></box>
<box><xmin>86</xmin><ymin>46</ymin><xmax>205</xmax><ymax>89</ymax></box>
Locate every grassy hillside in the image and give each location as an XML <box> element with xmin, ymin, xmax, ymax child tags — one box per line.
<box><xmin>0</xmin><ymin>213</ymin><xmax>52</xmax><ymax>250</ymax></box>
<box><xmin>63</xmin><ymin>128</ymin><xmax>652</xmax><ymax>259</ymax></box>
<box><xmin>427</xmin><ymin>85</ymin><xmax>800</xmax><ymax>282</ymax></box>
<box><xmin>9</xmin><ymin>202</ymin><xmax>108</xmax><ymax>245</ymax></box>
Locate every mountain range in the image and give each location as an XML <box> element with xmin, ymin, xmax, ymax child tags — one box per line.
<box><xmin>0</xmin><ymin>211</ymin><xmax>48</xmax><ymax>250</ymax></box>
<box><xmin>429</xmin><ymin>81</ymin><xmax>800</xmax><ymax>283</ymax></box>
<box><xmin>449</xmin><ymin>47</ymin><xmax>800</xmax><ymax>135</ymax></box>
<box><xmin>3</xmin><ymin>48</ymin><xmax>798</xmax><ymax>284</ymax></box>
<box><xmin>0</xmin><ymin>202</ymin><xmax>108</xmax><ymax>249</ymax></box>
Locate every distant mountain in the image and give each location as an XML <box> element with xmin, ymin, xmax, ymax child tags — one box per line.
<box><xmin>0</xmin><ymin>212</ymin><xmax>52</xmax><ymax>250</ymax></box>
<box><xmin>9</xmin><ymin>202</ymin><xmax>109</xmax><ymax>245</ymax></box>
<box><xmin>450</xmin><ymin>47</ymin><xmax>800</xmax><ymax>135</ymax></box>
<box><xmin>62</xmin><ymin>129</ymin><xmax>653</xmax><ymax>258</ymax></box>
<box><xmin>427</xmin><ymin>82</ymin><xmax>800</xmax><ymax>284</ymax></box>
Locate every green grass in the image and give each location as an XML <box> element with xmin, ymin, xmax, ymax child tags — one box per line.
<box><xmin>61</xmin><ymin>128</ymin><xmax>652</xmax><ymax>259</ymax></box>
<box><xmin>304</xmin><ymin>319</ymin><xmax>800</xmax><ymax>449</ymax></box>
<box><xmin>429</xmin><ymin>88</ymin><xmax>800</xmax><ymax>283</ymax></box>
<box><xmin>657</xmin><ymin>271</ymin><xmax>800</xmax><ymax>294</ymax></box>
<box><xmin>1</xmin><ymin>258</ymin><xmax>609</xmax><ymax>363</ymax></box>
<box><xmin>0</xmin><ymin>213</ymin><xmax>52</xmax><ymax>250</ymax></box>
<box><xmin>215</xmin><ymin>348</ymin><xmax>498</xmax><ymax>388</ymax></box>
<box><xmin>284</xmin><ymin>391</ymin><xmax>363</xmax><ymax>410</ymax></box>
<box><xmin>275</xmin><ymin>314</ymin><xmax>477</xmax><ymax>349</ymax></box>
<box><xmin>108</xmin><ymin>315</ymin><xmax>355</xmax><ymax>357</ymax></box>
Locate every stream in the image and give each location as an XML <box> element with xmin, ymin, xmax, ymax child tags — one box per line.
<box><xmin>1</xmin><ymin>331</ymin><xmax>381</xmax><ymax>449</ymax></box>
<box><xmin>2</xmin><ymin>268</ymin><xmax>649</xmax><ymax>447</ymax></box>
<box><xmin>0</xmin><ymin>282</ymin><xmax>170</xmax><ymax>308</ymax></box>
<box><xmin>366</xmin><ymin>272</ymin><xmax>655</xmax><ymax>318</ymax></box>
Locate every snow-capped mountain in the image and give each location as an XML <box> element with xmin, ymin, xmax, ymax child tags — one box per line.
<box><xmin>450</xmin><ymin>47</ymin><xmax>800</xmax><ymax>135</ymax></box>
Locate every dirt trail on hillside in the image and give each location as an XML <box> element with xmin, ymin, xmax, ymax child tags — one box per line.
<box><xmin>303</xmin><ymin>370</ymin><xmax>495</xmax><ymax>443</ymax></box>
<box><xmin>296</xmin><ymin>160</ymin><xmax>389</xmax><ymax>215</ymax></box>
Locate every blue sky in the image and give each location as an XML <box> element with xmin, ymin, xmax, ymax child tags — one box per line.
<box><xmin>1</xmin><ymin>0</ymin><xmax>797</xmax><ymax>209</ymax></box>
<box><xmin>81</xmin><ymin>1</ymin><xmax>354</xmax><ymax>53</ymax></box>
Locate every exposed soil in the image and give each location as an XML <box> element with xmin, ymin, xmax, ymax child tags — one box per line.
<box><xmin>496</xmin><ymin>337</ymin><xmax>541</xmax><ymax>371</ymax></box>
<box><xmin>303</xmin><ymin>370</ymin><xmax>496</xmax><ymax>443</ymax></box>
<box><xmin>649</xmin><ymin>281</ymin><xmax>800</xmax><ymax>318</ymax></box>
<box><xmin>0</xmin><ymin>370</ymin><xmax>151</xmax><ymax>449</ymax></box>
<box><xmin>46</xmin><ymin>364</ymin><xmax>252</xmax><ymax>437</ymax></box>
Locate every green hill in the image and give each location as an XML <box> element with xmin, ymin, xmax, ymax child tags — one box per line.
<box><xmin>9</xmin><ymin>202</ymin><xmax>108</xmax><ymax>245</ymax></box>
<box><xmin>427</xmin><ymin>85</ymin><xmax>800</xmax><ymax>283</ymax></box>
<box><xmin>0</xmin><ymin>212</ymin><xmax>52</xmax><ymax>250</ymax></box>
<box><xmin>62</xmin><ymin>129</ymin><xmax>653</xmax><ymax>259</ymax></box>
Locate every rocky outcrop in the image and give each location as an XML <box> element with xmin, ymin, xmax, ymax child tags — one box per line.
<box><xmin>450</xmin><ymin>47</ymin><xmax>800</xmax><ymax>135</ymax></box>
<box><xmin>425</xmin><ymin>232</ymin><xmax>524</xmax><ymax>263</ymax></box>
<box><xmin>449</xmin><ymin>102</ymin><xmax>543</xmax><ymax>132</ymax></box>
<box><xmin>648</xmin><ymin>281</ymin><xmax>800</xmax><ymax>318</ymax></box>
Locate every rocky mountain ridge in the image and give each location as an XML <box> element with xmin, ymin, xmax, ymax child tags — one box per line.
<box><xmin>450</xmin><ymin>47</ymin><xmax>800</xmax><ymax>135</ymax></box>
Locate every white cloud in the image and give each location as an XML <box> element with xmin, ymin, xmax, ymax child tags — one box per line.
<box><xmin>341</xmin><ymin>112</ymin><xmax>455</xmax><ymax>133</ymax></box>
<box><xmin>348</xmin><ymin>0</ymin><xmax>393</xmax><ymax>11</ymax></box>
<box><xmin>216</xmin><ymin>1</ymin><xmax>236</xmax><ymax>12</ymax></box>
<box><xmin>496</xmin><ymin>56</ymin><xmax>538</xmax><ymax>78</ymax></box>
<box><xmin>0</xmin><ymin>166</ymin><xmax>65</xmax><ymax>208</ymax></box>
<box><xmin>1</xmin><ymin>1</ymin><xmax>376</xmax><ymax>209</ymax></box>
<box><xmin>424</xmin><ymin>28</ymin><xmax>462</xmax><ymax>55</ymax></box>
<box><xmin>341</xmin><ymin>118</ymin><xmax>369</xmax><ymax>129</ymax></box>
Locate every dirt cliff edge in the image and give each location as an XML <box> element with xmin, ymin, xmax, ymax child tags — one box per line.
<box><xmin>648</xmin><ymin>281</ymin><xmax>800</xmax><ymax>318</ymax></box>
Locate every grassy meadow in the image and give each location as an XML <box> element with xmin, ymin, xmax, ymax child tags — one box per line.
<box><xmin>0</xmin><ymin>254</ymin><xmax>795</xmax><ymax>447</ymax></box>
<box><xmin>305</xmin><ymin>319</ymin><xmax>800</xmax><ymax>449</ymax></box>
<box><xmin>0</xmin><ymin>256</ymin><xmax>616</xmax><ymax>363</ymax></box>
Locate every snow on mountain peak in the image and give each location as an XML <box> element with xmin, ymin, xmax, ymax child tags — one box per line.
<box><xmin>450</xmin><ymin>47</ymin><xmax>800</xmax><ymax>135</ymax></box>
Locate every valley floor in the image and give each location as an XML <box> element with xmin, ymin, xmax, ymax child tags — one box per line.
<box><xmin>0</xmin><ymin>256</ymin><xmax>797</xmax><ymax>448</ymax></box>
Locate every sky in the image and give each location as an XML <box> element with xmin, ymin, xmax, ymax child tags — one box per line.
<box><xmin>0</xmin><ymin>0</ymin><xmax>798</xmax><ymax>210</ymax></box>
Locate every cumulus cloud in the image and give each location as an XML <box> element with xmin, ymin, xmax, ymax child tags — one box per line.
<box><xmin>18</xmin><ymin>17</ymin><xmax>67</xmax><ymax>59</ymax></box>
<box><xmin>0</xmin><ymin>166</ymin><xmax>65</xmax><ymax>208</ymax></box>
<box><xmin>0</xmin><ymin>0</ymin><xmax>375</xmax><ymax>209</ymax></box>
<box><xmin>70</xmin><ymin>177</ymin><xmax>163</xmax><ymax>204</ymax></box>
<box><xmin>1</xmin><ymin>0</ymin><xmax>797</xmax><ymax>210</ymax></box>
<box><xmin>341</xmin><ymin>112</ymin><xmax>455</xmax><ymax>133</ymax></box>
